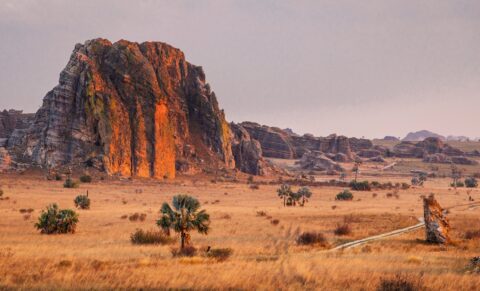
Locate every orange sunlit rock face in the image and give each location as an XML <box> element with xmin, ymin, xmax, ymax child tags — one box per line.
<box><xmin>24</xmin><ymin>38</ymin><xmax>237</xmax><ymax>179</ymax></box>
<box><xmin>153</xmin><ymin>102</ymin><xmax>176</xmax><ymax>179</ymax></box>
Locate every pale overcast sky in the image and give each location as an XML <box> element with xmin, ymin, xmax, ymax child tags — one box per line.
<box><xmin>1</xmin><ymin>0</ymin><xmax>479</xmax><ymax>138</ymax></box>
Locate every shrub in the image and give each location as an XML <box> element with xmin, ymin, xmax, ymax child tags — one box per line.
<box><xmin>247</xmin><ymin>175</ymin><xmax>254</xmax><ymax>184</ymax></box>
<box><xmin>0</xmin><ymin>189</ymin><xmax>4</xmax><ymax>197</ymax></box>
<box><xmin>35</xmin><ymin>204</ymin><xmax>78</xmax><ymax>234</ymax></box>
<box><xmin>205</xmin><ymin>247</ymin><xmax>233</xmax><ymax>261</ymax></box>
<box><xmin>450</xmin><ymin>181</ymin><xmax>464</xmax><ymax>188</ymax></box>
<box><xmin>336</xmin><ymin>190</ymin><xmax>353</xmax><ymax>201</ymax></box>
<box><xmin>63</xmin><ymin>178</ymin><xmax>79</xmax><ymax>189</ymax></box>
<box><xmin>74</xmin><ymin>194</ymin><xmax>90</xmax><ymax>209</ymax></box>
<box><xmin>129</xmin><ymin>213</ymin><xmax>147</xmax><ymax>222</ymax></box>
<box><xmin>130</xmin><ymin>229</ymin><xmax>174</xmax><ymax>245</ymax></box>
<box><xmin>377</xmin><ymin>274</ymin><xmax>422</xmax><ymax>291</ymax></box>
<box><xmin>334</xmin><ymin>224</ymin><xmax>352</xmax><ymax>236</ymax></box>
<box><xmin>401</xmin><ymin>183</ymin><xmax>410</xmax><ymax>190</ymax></box>
<box><xmin>250</xmin><ymin>183</ymin><xmax>260</xmax><ymax>190</ymax></box>
<box><xmin>19</xmin><ymin>208</ymin><xmax>34</xmax><ymax>214</ymax></box>
<box><xmin>349</xmin><ymin>180</ymin><xmax>371</xmax><ymax>191</ymax></box>
<box><xmin>55</xmin><ymin>174</ymin><xmax>63</xmax><ymax>181</ymax></box>
<box><xmin>271</xmin><ymin>219</ymin><xmax>280</xmax><ymax>225</ymax></box>
<box><xmin>296</xmin><ymin>232</ymin><xmax>327</xmax><ymax>246</ymax></box>
<box><xmin>171</xmin><ymin>245</ymin><xmax>197</xmax><ymax>257</ymax></box>
<box><xmin>79</xmin><ymin>175</ymin><xmax>92</xmax><ymax>183</ymax></box>
<box><xmin>465</xmin><ymin>230</ymin><xmax>480</xmax><ymax>240</ymax></box>
<box><xmin>465</xmin><ymin>177</ymin><xmax>478</xmax><ymax>188</ymax></box>
<box><xmin>256</xmin><ymin>210</ymin><xmax>267</xmax><ymax>217</ymax></box>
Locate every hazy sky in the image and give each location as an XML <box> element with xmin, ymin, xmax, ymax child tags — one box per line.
<box><xmin>1</xmin><ymin>0</ymin><xmax>479</xmax><ymax>139</ymax></box>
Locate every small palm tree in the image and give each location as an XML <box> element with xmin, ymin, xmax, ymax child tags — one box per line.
<box><xmin>297</xmin><ymin>187</ymin><xmax>312</xmax><ymax>206</ymax></box>
<box><xmin>157</xmin><ymin>195</ymin><xmax>210</xmax><ymax>250</ymax></box>
<box><xmin>352</xmin><ymin>160</ymin><xmax>362</xmax><ymax>182</ymax></box>
<box><xmin>277</xmin><ymin>184</ymin><xmax>292</xmax><ymax>207</ymax></box>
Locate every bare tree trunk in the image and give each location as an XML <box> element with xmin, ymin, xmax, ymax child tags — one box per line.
<box><xmin>181</xmin><ymin>232</ymin><xmax>186</xmax><ymax>250</ymax></box>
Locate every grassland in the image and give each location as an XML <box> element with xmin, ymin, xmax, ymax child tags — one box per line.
<box><xmin>0</xmin><ymin>170</ymin><xmax>479</xmax><ymax>290</ymax></box>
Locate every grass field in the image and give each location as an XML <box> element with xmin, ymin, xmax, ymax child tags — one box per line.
<box><xmin>0</xmin><ymin>170</ymin><xmax>479</xmax><ymax>290</ymax></box>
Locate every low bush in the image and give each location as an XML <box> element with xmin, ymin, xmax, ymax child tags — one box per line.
<box><xmin>450</xmin><ymin>181</ymin><xmax>464</xmax><ymax>188</ymax></box>
<box><xmin>205</xmin><ymin>247</ymin><xmax>233</xmax><ymax>261</ymax></box>
<box><xmin>63</xmin><ymin>178</ymin><xmax>79</xmax><ymax>189</ymax></box>
<box><xmin>376</xmin><ymin>274</ymin><xmax>422</xmax><ymax>291</ymax></box>
<box><xmin>171</xmin><ymin>245</ymin><xmax>197</xmax><ymax>257</ymax></box>
<box><xmin>0</xmin><ymin>189</ymin><xmax>3</xmax><ymax>197</ymax></box>
<box><xmin>296</xmin><ymin>232</ymin><xmax>327</xmax><ymax>246</ymax></box>
<box><xmin>19</xmin><ymin>208</ymin><xmax>34</xmax><ymax>214</ymax></box>
<box><xmin>79</xmin><ymin>175</ymin><xmax>92</xmax><ymax>183</ymax></box>
<box><xmin>271</xmin><ymin>219</ymin><xmax>280</xmax><ymax>225</ymax></box>
<box><xmin>256</xmin><ymin>210</ymin><xmax>267</xmax><ymax>217</ymax></box>
<box><xmin>465</xmin><ymin>177</ymin><xmax>478</xmax><ymax>188</ymax></box>
<box><xmin>55</xmin><ymin>174</ymin><xmax>63</xmax><ymax>181</ymax></box>
<box><xmin>349</xmin><ymin>180</ymin><xmax>371</xmax><ymax>191</ymax></box>
<box><xmin>130</xmin><ymin>229</ymin><xmax>174</xmax><ymax>245</ymax></box>
<box><xmin>335</xmin><ymin>190</ymin><xmax>354</xmax><ymax>201</ymax></box>
<box><xmin>129</xmin><ymin>213</ymin><xmax>147</xmax><ymax>222</ymax></box>
<box><xmin>465</xmin><ymin>230</ymin><xmax>480</xmax><ymax>240</ymax></box>
<box><xmin>35</xmin><ymin>204</ymin><xmax>78</xmax><ymax>234</ymax></box>
<box><xmin>74</xmin><ymin>194</ymin><xmax>90</xmax><ymax>209</ymax></box>
<box><xmin>249</xmin><ymin>183</ymin><xmax>260</xmax><ymax>190</ymax></box>
<box><xmin>334</xmin><ymin>224</ymin><xmax>352</xmax><ymax>236</ymax></box>
<box><xmin>401</xmin><ymin>183</ymin><xmax>410</xmax><ymax>190</ymax></box>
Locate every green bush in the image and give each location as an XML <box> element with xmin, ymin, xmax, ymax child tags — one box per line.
<box><xmin>35</xmin><ymin>204</ymin><xmax>78</xmax><ymax>234</ymax></box>
<box><xmin>450</xmin><ymin>181</ymin><xmax>464</xmax><ymax>188</ymax></box>
<box><xmin>64</xmin><ymin>178</ymin><xmax>79</xmax><ymax>188</ymax></box>
<box><xmin>465</xmin><ymin>177</ymin><xmax>478</xmax><ymax>188</ymax></box>
<box><xmin>79</xmin><ymin>175</ymin><xmax>92</xmax><ymax>183</ymax></box>
<box><xmin>349</xmin><ymin>181</ymin><xmax>371</xmax><ymax>191</ymax></box>
<box><xmin>130</xmin><ymin>229</ymin><xmax>174</xmax><ymax>245</ymax></box>
<box><xmin>336</xmin><ymin>190</ymin><xmax>354</xmax><ymax>201</ymax></box>
<box><xmin>55</xmin><ymin>174</ymin><xmax>63</xmax><ymax>181</ymax></box>
<box><xmin>74</xmin><ymin>194</ymin><xmax>91</xmax><ymax>209</ymax></box>
<box><xmin>205</xmin><ymin>247</ymin><xmax>233</xmax><ymax>261</ymax></box>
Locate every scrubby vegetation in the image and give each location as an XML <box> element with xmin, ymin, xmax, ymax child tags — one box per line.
<box><xmin>171</xmin><ymin>245</ymin><xmax>197</xmax><ymax>257</ymax></box>
<box><xmin>450</xmin><ymin>181</ymin><xmax>464</xmax><ymax>188</ymax></box>
<box><xmin>130</xmin><ymin>229</ymin><xmax>174</xmax><ymax>245</ymax></box>
<box><xmin>296</xmin><ymin>232</ymin><xmax>328</xmax><ymax>246</ymax></box>
<box><xmin>63</xmin><ymin>178</ymin><xmax>79</xmax><ymax>188</ymax></box>
<box><xmin>79</xmin><ymin>175</ymin><xmax>92</xmax><ymax>183</ymax></box>
<box><xmin>205</xmin><ymin>247</ymin><xmax>233</xmax><ymax>261</ymax></box>
<box><xmin>157</xmin><ymin>195</ymin><xmax>210</xmax><ymax>251</ymax></box>
<box><xmin>349</xmin><ymin>180</ymin><xmax>371</xmax><ymax>191</ymax></box>
<box><xmin>35</xmin><ymin>204</ymin><xmax>78</xmax><ymax>234</ymax></box>
<box><xmin>334</xmin><ymin>223</ymin><xmax>352</xmax><ymax>236</ymax></box>
<box><xmin>336</xmin><ymin>189</ymin><xmax>354</xmax><ymax>201</ymax></box>
<box><xmin>74</xmin><ymin>194</ymin><xmax>90</xmax><ymax>209</ymax></box>
<box><xmin>129</xmin><ymin>213</ymin><xmax>147</xmax><ymax>222</ymax></box>
<box><xmin>465</xmin><ymin>177</ymin><xmax>478</xmax><ymax>188</ymax></box>
<box><xmin>376</xmin><ymin>274</ymin><xmax>422</xmax><ymax>291</ymax></box>
<box><xmin>465</xmin><ymin>230</ymin><xmax>480</xmax><ymax>240</ymax></box>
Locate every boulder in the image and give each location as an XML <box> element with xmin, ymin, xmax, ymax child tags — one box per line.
<box><xmin>423</xmin><ymin>194</ymin><xmax>450</xmax><ymax>244</ymax></box>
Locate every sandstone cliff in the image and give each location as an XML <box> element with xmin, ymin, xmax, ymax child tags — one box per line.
<box><xmin>22</xmin><ymin>39</ymin><xmax>238</xmax><ymax>178</ymax></box>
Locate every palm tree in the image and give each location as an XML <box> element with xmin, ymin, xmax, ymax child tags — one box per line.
<box><xmin>297</xmin><ymin>187</ymin><xmax>312</xmax><ymax>206</ymax></box>
<box><xmin>277</xmin><ymin>184</ymin><xmax>292</xmax><ymax>207</ymax></box>
<box><xmin>157</xmin><ymin>195</ymin><xmax>210</xmax><ymax>250</ymax></box>
<box><xmin>352</xmin><ymin>160</ymin><xmax>362</xmax><ymax>182</ymax></box>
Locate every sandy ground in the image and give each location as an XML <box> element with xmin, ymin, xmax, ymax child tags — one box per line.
<box><xmin>0</xmin><ymin>171</ymin><xmax>479</xmax><ymax>290</ymax></box>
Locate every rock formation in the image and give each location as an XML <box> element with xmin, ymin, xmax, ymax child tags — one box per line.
<box><xmin>240</xmin><ymin>122</ymin><xmax>373</xmax><ymax>161</ymax></box>
<box><xmin>17</xmin><ymin>39</ymin><xmax>244</xmax><ymax>178</ymax></box>
<box><xmin>230</xmin><ymin>123</ymin><xmax>270</xmax><ymax>175</ymax></box>
<box><xmin>296</xmin><ymin>151</ymin><xmax>344</xmax><ymax>172</ymax></box>
<box><xmin>392</xmin><ymin>137</ymin><xmax>475</xmax><ymax>164</ymax></box>
<box><xmin>423</xmin><ymin>194</ymin><xmax>450</xmax><ymax>244</ymax></box>
<box><xmin>403</xmin><ymin>130</ymin><xmax>445</xmax><ymax>142</ymax></box>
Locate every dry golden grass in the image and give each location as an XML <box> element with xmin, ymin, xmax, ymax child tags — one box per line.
<box><xmin>0</xmin><ymin>171</ymin><xmax>479</xmax><ymax>290</ymax></box>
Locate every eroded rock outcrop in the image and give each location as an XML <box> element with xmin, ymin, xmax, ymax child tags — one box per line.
<box><xmin>230</xmin><ymin>123</ymin><xmax>270</xmax><ymax>175</ymax></box>
<box><xmin>297</xmin><ymin>151</ymin><xmax>344</xmax><ymax>172</ymax></box>
<box><xmin>423</xmin><ymin>194</ymin><xmax>450</xmax><ymax>244</ymax></box>
<box><xmin>239</xmin><ymin>122</ymin><xmax>295</xmax><ymax>159</ymax></box>
<box><xmin>22</xmin><ymin>39</ymin><xmax>236</xmax><ymax>178</ymax></box>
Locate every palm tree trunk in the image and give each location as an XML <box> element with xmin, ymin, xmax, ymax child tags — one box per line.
<box><xmin>181</xmin><ymin>231</ymin><xmax>185</xmax><ymax>250</ymax></box>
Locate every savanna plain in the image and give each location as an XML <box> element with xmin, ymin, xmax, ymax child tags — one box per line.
<box><xmin>0</xmin><ymin>157</ymin><xmax>479</xmax><ymax>290</ymax></box>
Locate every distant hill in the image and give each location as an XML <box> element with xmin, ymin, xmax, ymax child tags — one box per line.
<box><xmin>402</xmin><ymin>130</ymin><xmax>445</xmax><ymax>142</ymax></box>
<box><xmin>446</xmin><ymin>135</ymin><xmax>471</xmax><ymax>142</ymax></box>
